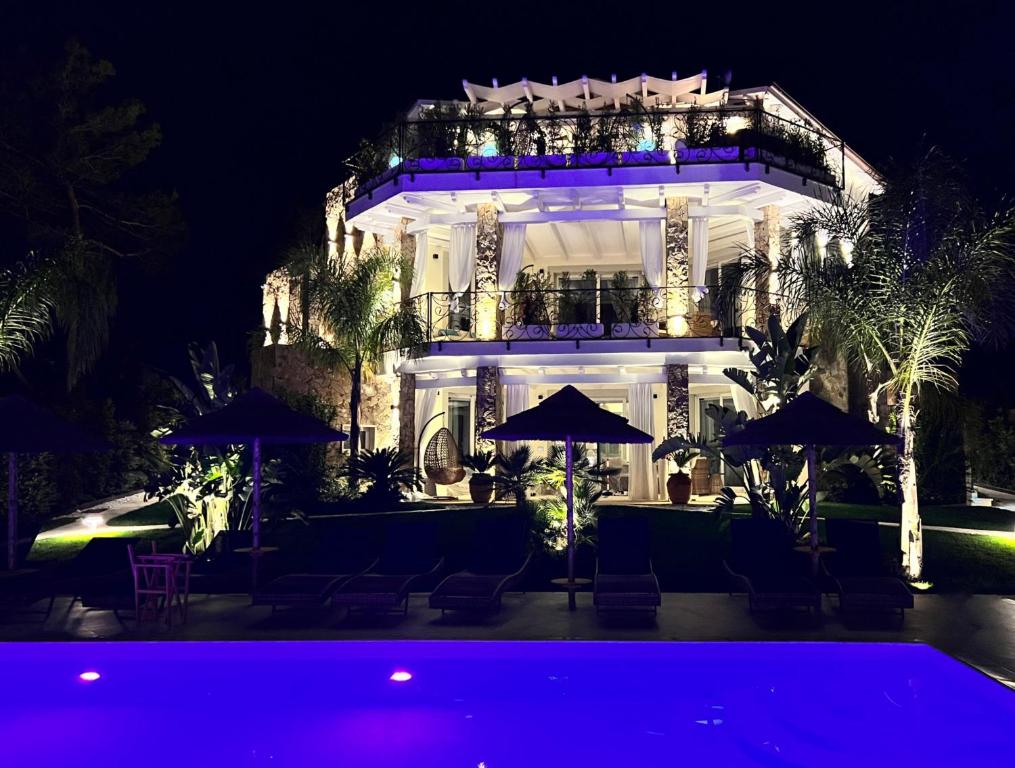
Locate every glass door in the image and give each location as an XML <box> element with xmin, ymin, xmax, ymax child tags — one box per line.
<box><xmin>448</xmin><ymin>398</ymin><xmax>472</xmax><ymax>456</ymax></box>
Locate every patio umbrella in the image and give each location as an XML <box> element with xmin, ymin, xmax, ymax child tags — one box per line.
<box><xmin>0</xmin><ymin>395</ymin><xmax>110</xmax><ymax>570</ymax></box>
<box><xmin>722</xmin><ymin>391</ymin><xmax>899</xmax><ymax>574</ymax></box>
<box><xmin>482</xmin><ymin>385</ymin><xmax>652</xmax><ymax>609</ymax></box>
<box><xmin>159</xmin><ymin>388</ymin><xmax>347</xmax><ymax>555</ymax></box>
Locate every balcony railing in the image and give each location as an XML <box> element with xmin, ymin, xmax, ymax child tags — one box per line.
<box><xmin>344</xmin><ymin>105</ymin><xmax>845</xmax><ymax>204</ymax></box>
<box><xmin>405</xmin><ymin>285</ymin><xmax>788</xmax><ymax>345</ymax></box>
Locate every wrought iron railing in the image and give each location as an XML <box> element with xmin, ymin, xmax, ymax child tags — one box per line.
<box><xmin>344</xmin><ymin>105</ymin><xmax>844</xmax><ymax>203</ymax></box>
<box><xmin>405</xmin><ymin>285</ymin><xmax>789</xmax><ymax>344</ymax></box>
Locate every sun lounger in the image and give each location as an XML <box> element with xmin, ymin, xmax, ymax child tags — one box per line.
<box><xmin>252</xmin><ymin>533</ymin><xmax>378</xmax><ymax>611</ymax></box>
<box><xmin>594</xmin><ymin>516</ymin><xmax>661</xmax><ymax>614</ymax></box>
<box><xmin>724</xmin><ymin>518</ymin><xmax>820</xmax><ymax>615</ymax></box>
<box><xmin>332</xmin><ymin>520</ymin><xmax>444</xmax><ymax>615</ymax></box>
<box><xmin>429</xmin><ymin>514</ymin><xmax>532</xmax><ymax>615</ymax></box>
<box><xmin>825</xmin><ymin>519</ymin><xmax>913</xmax><ymax>623</ymax></box>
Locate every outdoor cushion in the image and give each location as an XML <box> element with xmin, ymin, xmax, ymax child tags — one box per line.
<box><xmin>594</xmin><ymin>573</ymin><xmax>661</xmax><ymax>607</ymax></box>
<box><xmin>251</xmin><ymin>573</ymin><xmax>350</xmax><ymax>606</ymax></box>
<box><xmin>837</xmin><ymin>576</ymin><xmax>914</xmax><ymax>612</ymax></box>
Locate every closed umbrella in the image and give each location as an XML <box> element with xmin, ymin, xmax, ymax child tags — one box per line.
<box><xmin>723</xmin><ymin>392</ymin><xmax>899</xmax><ymax>574</ymax></box>
<box><xmin>0</xmin><ymin>395</ymin><xmax>109</xmax><ymax>570</ymax></box>
<box><xmin>159</xmin><ymin>388</ymin><xmax>347</xmax><ymax>559</ymax></box>
<box><xmin>482</xmin><ymin>385</ymin><xmax>652</xmax><ymax>609</ymax></box>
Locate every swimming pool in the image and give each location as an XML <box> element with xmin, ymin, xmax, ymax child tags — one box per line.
<box><xmin>2</xmin><ymin>641</ymin><xmax>1012</xmax><ymax>766</ymax></box>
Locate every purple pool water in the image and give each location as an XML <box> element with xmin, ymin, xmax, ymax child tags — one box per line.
<box><xmin>2</xmin><ymin>641</ymin><xmax>1012</xmax><ymax>766</ymax></box>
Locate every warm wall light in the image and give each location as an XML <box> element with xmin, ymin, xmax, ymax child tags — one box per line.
<box><xmin>78</xmin><ymin>671</ymin><xmax>101</xmax><ymax>683</ymax></box>
<box><xmin>389</xmin><ymin>670</ymin><xmax>412</xmax><ymax>682</ymax></box>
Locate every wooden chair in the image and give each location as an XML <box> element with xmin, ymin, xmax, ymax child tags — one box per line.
<box><xmin>424</xmin><ymin>427</ymin><xmax>466</xmax><ymax>486</ymax></box>
<box><xmin>128</xmin><ymin>543</ymin><xmax>173</xmax><ymax>626</ymax></box>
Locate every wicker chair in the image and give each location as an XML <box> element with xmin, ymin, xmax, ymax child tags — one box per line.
<box><xmin>424</xmin><ymin>427</ymin><xmax>466</xmax><ymax>486</ymax></box>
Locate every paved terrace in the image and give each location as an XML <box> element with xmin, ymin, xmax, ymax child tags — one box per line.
<box><xmin>2</xmin><ymin>592</ymin><xmax>1013</xmax><ymax>689</ymax></box>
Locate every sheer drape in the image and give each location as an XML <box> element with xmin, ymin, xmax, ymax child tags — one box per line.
<box><xmin>448</xmin><ymin>224</ymin><xmax>476</xmax><ymax>310</ymax></box>
<box><xmin>690</xmin><ymin>216</ymin><xmax>709</xmax><ymax>302</ymax></box>
<box><xmin>502</xmin><ymin>384</ymin><xmax>530</xmax><ymax>455</ymax></box>
<box><xmin>499</xmin><ymin>224</ymin><xmax>526</xmax><ymax>293</ymax></box>
<box><xmin>729</xmin><ymin>383</ymin><xmax>758</xmax><ymax>420</ymax></box>
<box><xmin>414</xmin><ymin>388</ymin><xmax>439</xmax><ymax>459</ymax></box>
<box><xmin>627</xmin><ymin>383</ymin><xmax>655</xmax><ymax>500</ymax></box>
<box><xmin>639</xmin><ymin>221</ymin><xmax>664</xmax><ymax>296</ymax></box>
<box><xmin>410</xmin><ymin>230</ymin><xmax>428</xmax><ymax>298</ymax></box>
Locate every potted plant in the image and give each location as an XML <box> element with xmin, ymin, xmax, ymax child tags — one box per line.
<box><xmin>676</xmin><ymin>105</ymin><xmax>736</xmax><ymax>163</ymax></box>
<box><xmin>608</xmin><ymin>271</ymin><xmax>660</xmax><ymax>338</ymax></box>
<box><xmin>407</xmin><ymin>102</ymin><xmax>466</xmax><ymax>172</ymax></box>
<box><xmin>554</xmin><ymin>269</ymin><xmax>604</xmax><ymax>338</ymax></box>
<box><xmin>503</xmin><ymin>268</ymin><xmax>553</xmax><ymax>340</ymax></box>
<box><xmin>463</xmin><ymin>450</ymin><xmax>497</xmax><ymax>504</ymax></box>
<box><xmin>661</xmin><ymin>447</ymin><xmax>698</xmax><ymax>505</ymax></box>
<box><xmin>621</xmin><ymin>97</ymin><xmax>671</xmax><ymax>165</ymax></box>
<box><xmin>517</xmin><ymin>103</ymin><xmax>568</xmax><ymax>170</ymax></box>
<box><xmin>466</xmin><ymin>112</ymin><xmax>516</xmax><ymax>171</ymax></box>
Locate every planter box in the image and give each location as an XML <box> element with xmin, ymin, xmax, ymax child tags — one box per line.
<box><xmin>404</xmin><ymin>157</ymin><xmax>465</xmax><ymax>172</ymax></box>
<box><xmin>611</xmin><ymin>322</ymin><xmax>660</xmax><ymax>339</ymax></box>
<box><xmin>554</xmin><ymin>322</ymin><xmax>605</xmax><ymax>339</ymax></box>
<box><xmin>466</xmin><ymin>155</ymin><xmax>516</xmax><ymax>171</ymax></box>
<box><xmin>517</xmin><ymin>154</ymin><xmax>568</xmax><ymax>170</ymax></box>
<box><xmin>676</xmin><ymin>145</ymin><xmax>740</xmax><ymax>163</ymax></box>
<box><xmin>503</xmin><ymin>323</ymin><xmax>552</xmax><ymax>341</ymax></box>
<box><xmin>569</xmin><ymin>152</ymin><xmax>619</xmax><ymax>167</ymax></box>
<box><xmin>620</xmin><ymin>150</ymin><xmax>672</xmax><ymax>166</ymax></box>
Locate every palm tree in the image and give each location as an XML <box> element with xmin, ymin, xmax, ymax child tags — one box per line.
<box><xmin>292</xmin><ymin>246</ymin><xmax>425</xmax><ymax>458</ymax></box>
<box><xmin>733</xmin><ymin>150</ymin><xmax>1015</xmax><ymax>578</ymax></box>
<box><xmin>0</xmin><ymin>258</ymin><xmax>55</xmax><ymax>374</ymax></box>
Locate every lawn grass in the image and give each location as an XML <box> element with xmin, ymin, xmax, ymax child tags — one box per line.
<box><xmin>24</xmin><ymin>501</ymin><xmax>1015</xmax><ymax>594</ymax></box>
<box><xmin>27</xmin><ymin>529</ymin><xmax>185</xmax><ymax>562</ymax></box>
<box><xmin>105</xmin><ymin>499</ymin><xmax>177</xmax><ymax>527</ymax></box>
<box><xmin>820</xmin><ymin>502</ymin><xmax>1015</xmax><ymax>532</ymax></box>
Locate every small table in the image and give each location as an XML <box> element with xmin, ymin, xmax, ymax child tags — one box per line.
<box><xmin>550</xmin><ymin>577</ymin><xmax>593</xmax><ymax>611</ymax></box>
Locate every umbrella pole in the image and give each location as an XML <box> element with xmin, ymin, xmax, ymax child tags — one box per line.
<box><xmin>806</xmin><ymin>444</ymin><xmax>819</xmax><ymax>577</ymax></box>
<box><xmin>7</xmin><ymin>452</ymin><xmax>15</xmax><ymax>571</ymax></box>
<box><xmin>565</xmin><ymin>435</ymin><xmax>575</xmax><ymax>610</ymax></box>
<box><xmin>251</xmin><ymin>438</ymin><xmax>262</xmax><ymax>591</ymax></box>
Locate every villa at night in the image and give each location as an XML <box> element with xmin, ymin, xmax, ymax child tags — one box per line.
<box><xmin>256</xmin><ymin>71</ymin><xmax>879</xmax><ymax>500</ymax></box>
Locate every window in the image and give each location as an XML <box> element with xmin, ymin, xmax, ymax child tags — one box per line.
<box><xmin>339</xmin><ymin>425</ymin><xmax>376</xmax><ymax>453</ymax></box>
<box><xmin>600</xmin><ymin>272</ymin><xmax>644</xmax><ymax>326</ymax></box>
<box><xmin>448</xmin><ymin>399</ymin><xmax>472</xmax><ymax>456</ymax></box>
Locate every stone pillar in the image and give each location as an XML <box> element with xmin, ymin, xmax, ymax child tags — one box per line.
<box><xmin>753</xmin><ymin>204</ymin><xmax>781</xmax><ymax>328</ymax></box>
<box><xmin>262</xmin><ymin>268</ymin><xmax>291</xmax><ymax>346</ymax></box>
<box><xmin>666</xmin><ymin>363</ymin><xmax>689</xmax><ymax>437</ymax></box>
<box><xmin>475</xmin><ymin>365</ymin><xmax>500</xmax><ymax>453</ymax></box>
<box><xmin>398</xmin><ymin>373</ymin><xmax>416</xmax><ymax>463</ymax></box>
<box><xmin>475</xmin><ymin>203</ymin><xmax>500</xmax><ymax>340</ymax></box>
<box><xmin>665</xmin><ymin>197</ymin><xmax>689</xmax><ymax>336</ymax></box>
<box><xmin>397</xmin><ymin>217</ymin><xmax>415</xmax><ymax>302</ymax></box>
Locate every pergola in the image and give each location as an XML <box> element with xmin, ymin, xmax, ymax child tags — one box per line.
<box><xmin>459</xmin><ymin>71</ymin><xmax>728</xmax><ymax>114</ymax></box>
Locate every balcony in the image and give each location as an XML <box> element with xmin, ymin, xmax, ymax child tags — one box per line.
<box><xmin>344</xmin><ymin>105</ymin><xmax>844</xmax><ymax>206</ymax></box>
<box><xmin>406</xmin><ymin>284</ymin><xmax>781</xmax><ymax>346</ymax></box>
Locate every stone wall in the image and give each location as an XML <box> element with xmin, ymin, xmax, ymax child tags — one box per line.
<box><xmin>665</xmin><ymin>363</ymin><xmax>690</xmax><ymax>437</ymax></box>
<box><xmin>251</xmin><ymin>345</ymin><xmax>394</xmax><ymax>448</ymax></box>
<box><xmin>665</xmin><ymin>197</ymin><xmax>689</xmax><ymax>335</ymax></box>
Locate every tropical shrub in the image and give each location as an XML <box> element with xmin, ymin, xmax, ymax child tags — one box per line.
<box><xmin>340</xmin><ymin>447</ymin><xmax>422</xmax><ymax>508</ymax></box>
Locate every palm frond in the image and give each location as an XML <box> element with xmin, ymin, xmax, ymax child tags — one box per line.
<box><xmin>0</xmin><ymin>257</ymin><xmax>55</xmax><ymax>372</ymax></box>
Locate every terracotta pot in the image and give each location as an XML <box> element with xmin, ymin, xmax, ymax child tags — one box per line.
<box><xmin>666</xmin><ymin>471</ymin><xmax>692</xmax><ymax>505</ymax></box>
<box><xmin>469</xmin><ymin>474</ymin><xmax>496</xmax><ymax>505</ymax></box>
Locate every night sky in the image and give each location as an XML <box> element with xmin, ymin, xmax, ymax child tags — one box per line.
<box><xmin>3</xmin><ymin>0</ymin><xmax>1013</xmax><ymax>387</ymax></box>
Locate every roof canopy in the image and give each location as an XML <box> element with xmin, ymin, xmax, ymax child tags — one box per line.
<box><xmin>460</xmin><ymin>71</ymin><xmax>728</xmax><ymax>114</ymax></box>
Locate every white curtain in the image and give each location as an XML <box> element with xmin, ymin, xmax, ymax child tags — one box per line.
<box><xmin>690</xmin><ymin>216</ymin><xmax>709</xmax><ymax>302</ymax></box>
<box><xmin>414</xmin><ymin>387</ymin><xmax>439</xmax><ymax>458</ymax></box>
<box><xmin>729</xmin><ymin>382</ymin><xmax>758</xmax><ymax>420</ymax></box>
<box><xmin>409</xmin><ymin>230</ymin><xmax>428</xmax><ymax>297</ymax></box>
<box><xmin>502</xmin><ymin>384</ymin><xmax>530</xmax><ymax>455</ymax></box>
<box><xmin>448</xmin><ymin>223</ymin><xmax>476</xmax><ymax>309</ymax></box>
<box><xmin>627</xmin><ymin>383</ymin><xmax>655</xmax><ymax>500</ymax></box>
<box><xmin>499</xmin><ymin>224</ymin><xmax>526</xmax><ymax>293</ymax></box>
<box><xmin>639</xmin><ymin>220</ymin><xmax>664</xmax><ymax>293</ymax></box>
